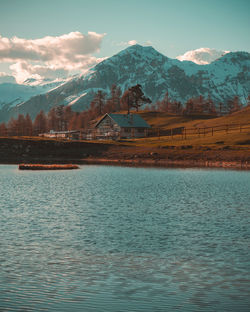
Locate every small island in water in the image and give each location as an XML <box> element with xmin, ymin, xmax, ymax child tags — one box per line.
<box><xmin>18</xmin><ymin>164</ymin><xmax>79</xmax><ymax>170</ymax></box>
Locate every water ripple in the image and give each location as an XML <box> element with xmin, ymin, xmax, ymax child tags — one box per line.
<box><xmin>0</xmin><ymin>165</ymin><xmax>250</xmax><ymax>311</ymax></box>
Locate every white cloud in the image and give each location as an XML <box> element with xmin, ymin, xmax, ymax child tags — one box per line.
<box><xmin>117</xmin><ymin>39</ymin><xmax>138</xmax><ymax>47</ymax></box>
<box><xmin>128</xmin><ymin>40</ymin><xmax>137</xmax><ymax>46</ymax></box>
<box><xmin>0</xmin><ymin>31</ymin><xmax>106</xmax><ymax>83</ymax></box>
<box><xmin>9</xmin><ymin>61</ymin><xmax>70</xmax><ymax>84</ymax></box>
<box><xmin>176</xmin><ymin>48</ymin><xmax>230</xmax><ymax>65</ymax></box>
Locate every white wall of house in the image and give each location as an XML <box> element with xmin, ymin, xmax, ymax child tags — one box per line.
<box><xmin>95</xmin><ymin>114</ymin><xmax>148</xmax><ymax>139</ymax></box>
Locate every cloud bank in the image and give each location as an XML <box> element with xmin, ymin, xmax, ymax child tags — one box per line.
<box><xmin>176</xmin><ymin>48</ymin><xmax>230</xmax><ymax>65</ymax></box>
<box><xmin>0</xmin><ymin>31</ymin><xmax>105</xmax><ymax>83</ymax></box>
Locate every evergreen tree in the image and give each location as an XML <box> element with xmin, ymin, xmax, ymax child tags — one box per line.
<box><xmin>129</xmin><ymin>84</ymin><xmax>151</xmax><ymax>111</ymax></box>
<box><xmin>121</xmin><ymin>84</ymin><xmax>151</xmax><ymax>113</ymax></box>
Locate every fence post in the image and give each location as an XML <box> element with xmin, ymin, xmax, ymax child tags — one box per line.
<box><xmin>184</xmin><ymin>127</ymin><xmax>187</xmax><ymax>140</ymax></box>
<box><xmin>211</xmin><ymin>127</ymin><xmax>213</xmax><ymax>136</ymax></box>
<box><xmin>204</xmin><ymin>128</ymin><xmax>205</xmax><ymax>137</ymax></box>
<box><xmin>240</xmin><ymin>124</ymin><xmax>242</xmax><ymax>133</ymax></box>
<box><xmin>171</xmin><ymin>128</ymin><xmax>173</xmax><ymax>139</ymax></box>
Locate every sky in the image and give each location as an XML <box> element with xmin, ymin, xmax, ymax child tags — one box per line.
<box><xmin>0</xmin><ymin>0</ymin><xmax>249</xmax><ymax>83</ymax></box>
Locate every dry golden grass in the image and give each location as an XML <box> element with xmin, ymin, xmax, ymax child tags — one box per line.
<box><xmin>138</xmin><ymin>106</ymin><xmax>250</xmax><ymax>129</ymax></box>
<box><xmin>129</xmin><ymin>108</ymin><xmax>250</xmax><ymax>149</ymax></box>
<box><xmin>19</xmin><ymin>164</ymin><xmax>79</xmax><ymax>170</ymax></box>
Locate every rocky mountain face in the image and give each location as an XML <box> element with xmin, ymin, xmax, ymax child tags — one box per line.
<box><xmin>0</xmin><ymin>44</ymin><xmax>249</xmax><ymax>122</ymax></box>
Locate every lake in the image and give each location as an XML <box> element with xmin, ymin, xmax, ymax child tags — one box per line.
<box><xmin>0</xmin><ymin>165</ymin><xmax>249</xmax><ymax>311</ymax></box>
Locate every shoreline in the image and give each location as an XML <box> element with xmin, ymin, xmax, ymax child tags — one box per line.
<box><xmin>0</xmin><ymin>137</ymin><xmax>249</xmax><ymax>170</ymax></box>
<box><xmin>1</xmin><ymin>158</ymin><xmax>249</xmax><ymax>170</ymax></box>
<box><xmin>77</xmin><ymin>158</ymin><xmax>250</xmax><ymax>170</ymax></box>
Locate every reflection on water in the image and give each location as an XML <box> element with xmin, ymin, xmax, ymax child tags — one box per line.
<box><xmin>0</xmin><ymin>165</ymin><xmax>249</xmax><ymax>311</ymax></box>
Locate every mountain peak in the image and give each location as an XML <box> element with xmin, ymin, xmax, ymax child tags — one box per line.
<box><xmin>111</xmin><ymin>44</ymin><xmax>166</xmax><ymax>62</ymax></box>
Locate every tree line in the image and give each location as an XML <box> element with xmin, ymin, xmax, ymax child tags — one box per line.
<box><xmin>0</xmin><ymin>84</ymin><xmax>249</xmax><ymax>137</ymax></box>
<box><xmin>151</xmin><ymin>92</ymin><xmax>247</xmax><ymax>115</ymax></box>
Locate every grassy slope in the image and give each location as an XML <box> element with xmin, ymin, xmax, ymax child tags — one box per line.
<box><xmin>139</xmin><ymin>106</ymin><xmax>250</xmax><ymax>128</ymax></box>
<box><xmin>131</xmin><ymin>108</ymin><xmax>250</xmax><ymax>148</ymax></box>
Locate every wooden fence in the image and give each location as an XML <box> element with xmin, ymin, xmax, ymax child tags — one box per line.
<box><xmin>148</xmin><ymin>123</ymin><xmax>250</xmax><ymax>140</ymax></box>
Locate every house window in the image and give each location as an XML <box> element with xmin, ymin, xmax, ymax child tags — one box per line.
<box><xmin>137</xmin><ymin>128</ymin><xmax>145</xmax><ymax>133</ymax></box>
<box><xmin>124</xmin><ymin>128</ymin><xmax>131</xmax><ymax>133</ymax></box>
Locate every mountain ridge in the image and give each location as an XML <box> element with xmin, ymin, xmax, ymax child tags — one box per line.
<box><xmin>0</xmin><ymin>44</ymin><xmax>249</xmax><ymax>122</ymax></box>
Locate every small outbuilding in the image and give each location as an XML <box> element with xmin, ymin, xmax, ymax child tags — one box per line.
<box><xmin>39</xmin><ymin>130</ymin><xmax>81</xmax><ymax>140</ymax></box>
<box><xmin>94</xmin><ymin>113</ymin><xmax>150</xmax><ymax>139</ymax></box>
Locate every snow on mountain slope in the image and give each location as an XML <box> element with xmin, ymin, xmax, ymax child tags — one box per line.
<box><xmin>0</xmin><ymin>44</ymin><xmax>249</xmax><ymax>122</ymax></box>
<box><xmin>0</xmin><ymin>78</ymin><xmax>68</xmax><ymax>122</ymax></box>
<box><xmin>0</xmin><ymin>79</ymin><xmax>66</xmax><ymax>110</ymax></box>
<box><xmin>177</xmin><ymin>48</ymin><xmax>230</xmax><ymax>64</ymax></box>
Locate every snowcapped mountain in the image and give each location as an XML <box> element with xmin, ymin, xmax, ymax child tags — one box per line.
<box><xmin>0</xmin><ymin>44</ymin><xmax>249</xmax><ymax>122</ymax></box>
<box><xmin>176</xmin><ymin>48</ymin><xmax>230</xmax><ymax>65</ymax></box>
<box><xmin>0</xmin><ymin>77</ymin><xmax>68</xmax><ymax>122</ymax></box>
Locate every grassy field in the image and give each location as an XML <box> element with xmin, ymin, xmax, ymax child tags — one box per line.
<box><xmin>128</xmin><ymin>107</ymin><xmax>250</xmax><ymax>149</ymax></box>
<box><xmin>0</xmin><ymin>108</ymin><xmax>249</xmax><ymax>168</ymax></box>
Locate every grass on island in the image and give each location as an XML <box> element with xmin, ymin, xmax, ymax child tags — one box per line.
<box><xmin>18</xmin><ymin>164</ymin><xmax>79</xmax><ymax>170</ymax></box>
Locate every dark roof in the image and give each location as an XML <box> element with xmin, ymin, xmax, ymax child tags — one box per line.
<box><xmin>95</xmin><ymin>113</ymin><xmax>150</xmax><ymax>128</ymax></box>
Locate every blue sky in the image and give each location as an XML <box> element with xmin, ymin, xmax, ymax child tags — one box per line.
<box><xmin>0</xmin><ymin>0</ymin><xmax>249</xmax><ymax>82</ymax></box>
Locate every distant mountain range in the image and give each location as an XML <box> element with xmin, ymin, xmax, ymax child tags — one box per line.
<box><xmin>0</xmin><ymin>44</ymin><xmax>249</xmax><ymax>122</ymax></box>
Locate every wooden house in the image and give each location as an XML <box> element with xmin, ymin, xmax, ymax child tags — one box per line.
<box><xmin>94</xmin><ymin>113</ymin><xmax>150</xmax><ymax>139</ymax></box>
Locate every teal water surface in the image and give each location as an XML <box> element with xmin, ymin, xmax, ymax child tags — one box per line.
<box><xmin>0</xmin><ymin>165</ymin><xmax>249</xmax><ymax>311</ymax></box>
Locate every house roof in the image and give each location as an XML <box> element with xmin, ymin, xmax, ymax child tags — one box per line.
<box><xmin>95</xmin><ymin>113</ymin><xmax>151</xmax><ymax>128</ymax></box>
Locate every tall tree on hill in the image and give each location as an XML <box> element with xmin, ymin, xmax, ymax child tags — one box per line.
<box><xmin>16</xmin><ymin>114</ymin><xmax>26</xmax><ymax>136</ymax></box>
<box><xmin>227</xmin><ymin>96</ymin><xmax>242</xmax><ymax>114</ymax></box>
<box><xmin>55</xmin><ymin>105</ymin><xmax>66</xmax><ymax>131</ymax></box>
<box><xmin>48</xmin><ymin>107</ymin><xmax>58</xmax><ymax>131</ymax></box>
<box><xmin>92</xmin><ymin>90</ymin><xmax>106</xmax><ymax>116</ymax></box>
<box><xmin>0</xmin><ymin>123</ymin><xmax>7</xmax><ymax>136</ymax></box>
<box><xmin>64</xmin><ymin>106</ymin><xmax>74</xmax><ymax>130</ymax></box>
<box><xmin>121</xmin><ymin>89</ymin><xmax>133</xmax><ymax>114</ymax></box>
<box><xmin>68</xmin><ymin>113</ymin><xmax>77</xmax><ymax>130</ymax></box>
<box><xmin>113</xmin><ymin>84</ymin><xmax>122</xmax><ymax>111</ymax></box>
<box><xmin>129</xmin><ymin>84</ymin><xmax>151</xmax><ymax>111</ymax></box>
<box><xmin>25</xmin><ymin>114</ymin><xmax>33</xmax><ymax>136</ymax></box>
<box><xmin>205</xmin><ymin>95</ymin><xmax>216</xmax><ymax>114</ymax></box>
<box><xmin>33</xmin><ymin>110</ymin><xmax>48</xmax><ymax>135</ymax></box>
<box><xmin>7</xmin><ymin>118</ymin><xmax>18</xmax><ymax>136</ymax></box>
<box><xmin>183</xmin><ymin>98</ymin><xmax>194</xmax><ymax>115</ymax></box>
<box><xmin>121</xmin><ymin>84</ymin><xmax>151</xmax><ymax>114</ymax></box>
<box><xmin>105</xmin><ymin>84</ymin><xmax>121</xmax><ymax>113</ymax></box>
<box><xmin>158</xmin><ymin>91</ymin><xmax>171</xmax><ymax>112</ymax></box>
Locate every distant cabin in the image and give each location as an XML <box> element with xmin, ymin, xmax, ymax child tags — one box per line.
<box><xmin>94</xmin><ymin>113</ymin><xmax>150</xmax><ymax>139</ymax></box>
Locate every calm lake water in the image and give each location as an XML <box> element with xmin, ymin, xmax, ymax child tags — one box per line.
<box><xmin>0</xmin><ymin>165</ymin><xmax>250</xmax><ymax>312</ymax></box>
